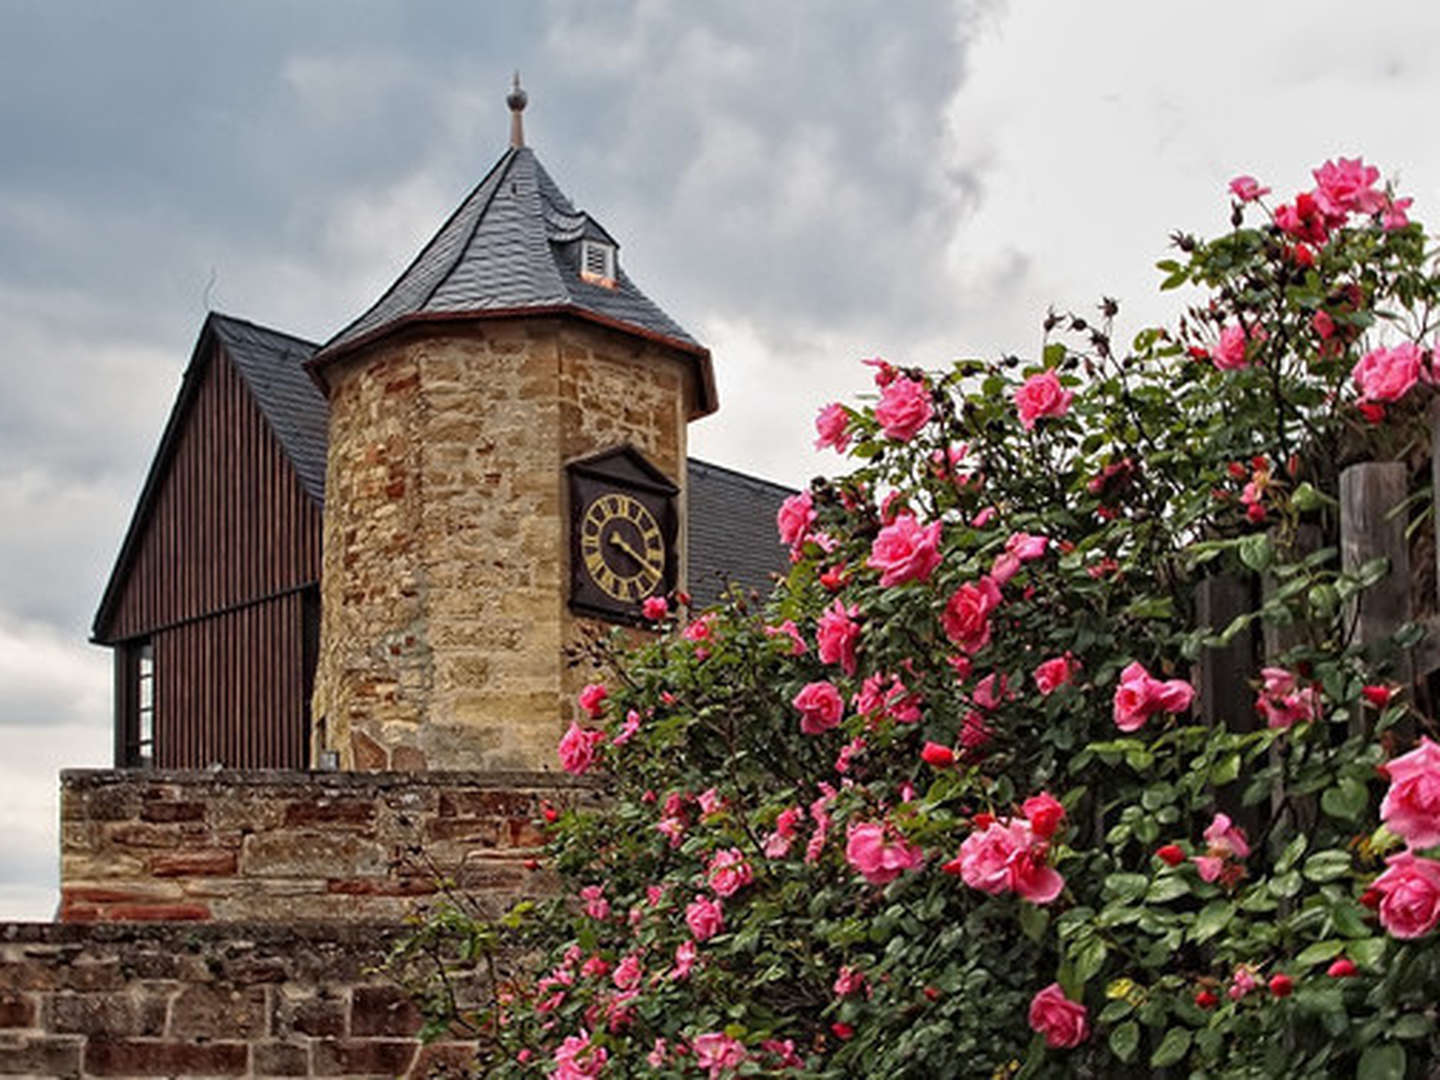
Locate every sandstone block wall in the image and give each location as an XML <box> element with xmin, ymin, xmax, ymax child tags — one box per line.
<box><xmin>59</xmin><ymin>770</ymin><xmax>594</xmax><ymax>924</ymax></box>
<box><xmin>313</xmin><ymin>318</ymin><xmax>692</xmax><ymax>773</ymax></box>
<box><xmin>0</xmin><ymin>922</ymin><xmax>481</xmax><ymax>1078</ymax></box>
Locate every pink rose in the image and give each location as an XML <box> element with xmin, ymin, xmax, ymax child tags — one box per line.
<box><xmin>1383</xmin><ymin>196</ymin><xmax>1414</xmax><ymax>230</ymax></box>
<box><xmin>1203</xmin><ymin>812</ymin><xmax>1250</xmax><ymax>859</ymax></box>
<box><xmin>1112</xmin><ymin>661</ymin><xmax>1194</xmax><ymax>732</ymax></box>
<box><xmin>793</xmin><ymin>681</ymin><xmax>845</xmax><ymax>735</ymax></box>
<box><xmin>1371</xmin><ymin>851</ymin><xmax>1440</xmax><ymax>939</ymax></box>
<box><xmin>692</xmin><ymin>1032</ymin><xmax>747</xmax><ymax>1079</ymax></box>
<box><xmin>1228</xmin><ymin>965</ymin><xmax>1257</xmax><ymax>1001</ymax></box>
<box><xmin>1212</xmin><ymin>324</ymin><xmax>1251</xmax><ymax>371</ymax></box>
<box><xmin>612</xmin><ymin>709</ymin><xmax>642</xmax><ymax>746</ymax></box>
<box><xmin>1027</xmin><ymin>983</ymin><xmax>1088</xmax><ymax>1049</ymax></box>
<box><xmin>641</xmin><ymin>595</ymin><xmax>669</xmax><ymax>620</ymax></box>
<box><xmin>942</xmin><ymin>577</ymin><xmax>1003</xmax><ymax>654</ymax></box>
<box><xmin>763</xmin><ymin>619</ymin><xmax>808</xmax><ymax>655</ymax></box>
<box><xmin>1381</xmin><ymin>737</ymin><xmax>1440</xmax><ymax>848</ymax></box>
<box><xmin>814</xmin><ymin>402</ymin><xmax>851</xmax><ymax>452</ymax></box>
<box><xmin>874</xmin><ymin>375</ymin><xmax>933</xmax><ymax>440</ymax></box>
<box><xmin>845</xmin><ymin>821</ymin><xmax>924</xmax><ymax>885</ymax></box>
<box><xmin>816</xmin><ymin>599</ymin><xmax>861</xmax><ymax>676</ymax></box>
<box><xmin>1229</xmin><ymin>175</ymin><xmax>1270</xmax><ymax>202</ymax></box>
<box><xmin>1312</xmin><ymin>156</ymin><xmax>1386</xmax><ymax>218</ymax></box>
<box><xmin>833</xmin><ymin>965</ymin><xmax>866</xmax><ymax>997</ymax></box>
<box><xmin>1352</xmin><ymin>343</ymin><xmax>1424</xmax><ymax>404</ymax></box>
<box><xmin>669</xmin><ymin>938</ymin><xmax>697</xmax><ymax>980</ymax></box>
<box><xmin>550</xmin><ymin>1030</ymin><xmax>607</xmax><ymax>1080</ymax></box>
<box><xmin>1014</xmin><ymin>369</ymin><xmax>1074</xmax><ymax>430</ymax></box>
<box><xmin>579</xmin><ymin>884</ymin><xmax>609</xmax><ymax>921</ymax></box>
<box><xmin>972</xmin><ymin>672</ymin><xmax>1009</xmax><ymax>711</ymax></box>
<box><xmin>707</xmin><ymin>847</ymin><xmax>753</xmax><ymax>897</ymax></box>
<box><xmin>1255</xmin><ymin>666</ymin><xmax>1319</xmax><ymax>730</ymax></box>
<box><xmin>1033</xmin><ymin>655</ymin><xmax>1079</xmax><ymax>696</ymax></box>
<box><xmin>685</xmin><ymin>894</ymin><xmax>725</xmax><ymax>941</ymax></box>
<box><xmin>776</xmin><ymin>491</ymin><xmax>816</xmax><ymax>547</ymax></box>
<box><xmin>577</xmin><ymin>682</ymin><xmax>608</xmax><ymax>718</ymax></box>
<box><xmin>558</xmin><ymin>721</ymin><xmax>605</xmax><ymax>774</ymax></box>
<box><xmin>867</xmin><ymin>515</ymin><xmax>943</xmax><ymax>587</ymax></box>
<box><xmin>612</xmin><ymin>954</ymin><xmax>642</xmax><ymax>991</ymax></box>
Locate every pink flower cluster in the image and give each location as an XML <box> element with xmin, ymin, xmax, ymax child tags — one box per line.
<box><xmin>1254</xmin><ymin>667</ymin><xmax>1319</xmax><ymax>730</ymax></box>
<box><xmin>1192</xmin><ymin>813</ymin><xmax>1250</xmax><ymax>885</ymax></box>
<box><xmin>1112</xmin><ymin>661</ymin><xmax>1194</xmax><ymax>732</ymax></box>
<box><xmin>946</xmin><ymin>795</ymin><xmax>1066</xmax><ymax>905</ymax></box>
<box><xmin>1373</xmin><ymin>738</ymin><xmax>1440</xmax><ymax>939</ymax></box>
<box><xmin>549</xmin><ymin>1029</ymin><xmax>607</xmax><ymax>1079</ymax></box>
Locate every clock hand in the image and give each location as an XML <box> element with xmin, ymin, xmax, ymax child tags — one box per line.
<box><xmin>608</xmin><ymin>532</ymin><xmax>660</xmax><ymax>576</ymax></box>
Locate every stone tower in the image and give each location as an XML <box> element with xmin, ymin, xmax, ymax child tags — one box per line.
<box><xmin>306</xmin><ymin>80</ymin><xmax>716</xmax><ymax>771</ymax></box>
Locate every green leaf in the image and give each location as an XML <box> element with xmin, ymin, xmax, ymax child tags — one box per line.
<box><xmin>1074</xmin><ymin>936</ymin><xmax>1107</xmax><ymax>985</ymax></box>
<box><xmin>1294</xmin><ymin>940</ymin><xmax>1346</xmax><ymax>967</ymax></box>
<box><xmin>1348</xmin><ymin>937</ymin><xmax>1387</xmax><ymax>971</ymax></box>
<box><xmin>1239</xmin><ymin>533</ymin><xmax>1273</xmax><ymax>571</ymax></box>
<box><xmin>1391</xmin><ymin>1013</ymin><xmax>1433</xmax><ymax>1040</ymax></box>
<box><xmin>1150</xmin><ymin>1027</ymin><xmax>1192</xmax><ymax>1068</ymax></box>
<box><xmin>1322</xmin><ymin>778</ymin><xmax>1370</xmax><ymax>822</ymax></box>
<box><xmin>1303</xmin><ymin>850</ymin><xmax>1354</xmax><ymax>882</ymax></box>
<box><xmin>1105</xmin><ymin>873</ymin><xmax>1150</xmax><ymax>903</ymax></box>
<box><xmin>1147</xmin><ymin>876</ymin><xmax>1190</xmax><ymax>904</ymax></box>
<box><xmin>1109</xmin><ymin>1020</ymin><xmax>1140</xmax><ymax>1064</ymax></box>
<box><xmin>1276</xmin><ymin>833</ymin><xmax>1308</xmax><ymax>873</ymax></box>
<box><xmin>1210</xmin><ymin>752</ymin><xmax>1241</xmax><ymax>785</ymax></box>
<box><xmin>1355</xmin><ymin>1043</ymin><xmax>1405</xmax><ymax>1080</ymax></box>
<box><xmin>1190</xmin><ymin>900</ymin><xmax>1235</xmax><ymax>944</ymax></box>
<box><xmin>1018</xmin><ymin>902</ymin><xmax>1049</xmax><ymax>944</ymax></box>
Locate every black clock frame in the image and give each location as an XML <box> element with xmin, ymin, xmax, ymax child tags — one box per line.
<box><xmin>566</xmin><ymin>446</ymin><xmax>679</xmax><ymax>625</ymax></box>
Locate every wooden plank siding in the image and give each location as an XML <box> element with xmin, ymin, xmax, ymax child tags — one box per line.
<box><xmin>98</xmin><ymin>341</ymin><xmax>321</xmax><ymax>639</ymax></box>
<box><xmin>156</xmin><ymin>592</ymin><xmax>310</xmax><ymax>769</ymax></box>
<box><xmin>95</xmin><ymin>336</ymin><xmax>323</xmax><ymax>768</ymax></box>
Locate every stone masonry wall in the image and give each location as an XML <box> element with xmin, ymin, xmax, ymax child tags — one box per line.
<box><xmin>0</xmin><ymin>922</ymin><xmax>482</xmax><ymax>1078</ymax></box>
<box><xmin>313</xmin><ymin>317</ymin><xmax>693</xmax><ymax>773</ymax></box>
<box><xmin>59</xmin><ymin>770</ymin><xmax>594</xmax><ymax>924</ymax></box>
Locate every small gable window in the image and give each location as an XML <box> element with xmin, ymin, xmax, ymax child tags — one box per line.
<box><xmin>580</xmin><ymin>239</ymin><xmax>617</xmax><ymax>288</ymax></box>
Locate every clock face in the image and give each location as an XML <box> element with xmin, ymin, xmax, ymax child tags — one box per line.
<box><xmin>579</xmin><ymin>492</ymin><xmax>666</xmax><ymax>603</ymax></box>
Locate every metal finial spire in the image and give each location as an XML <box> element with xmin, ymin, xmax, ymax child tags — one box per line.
<box><xmin>506</xmin><ymin>71</ymin><xmax>528</xmax><ymax>148</ymax></box>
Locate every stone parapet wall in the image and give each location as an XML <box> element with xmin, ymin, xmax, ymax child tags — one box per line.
<box><xmin>0</xmin><ymin>922</ymin><xmax>480</xmax><ymax>1078</ymax></box>
<box><xmin>60</xmin><ymin>769</ymin><xmax>593</xmax><ymax>924</ymax></box>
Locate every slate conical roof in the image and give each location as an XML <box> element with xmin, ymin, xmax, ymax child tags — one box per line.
<box><xmin>309</xmin><ymin>146</ymin><xmax>715</xmax><ymax>415</ymax></box>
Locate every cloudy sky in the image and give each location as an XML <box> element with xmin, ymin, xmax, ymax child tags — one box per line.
<box><xmin>3</xmin><ymin>0</ymin><xmax>1439</xmax><ymax>919</ymax></box>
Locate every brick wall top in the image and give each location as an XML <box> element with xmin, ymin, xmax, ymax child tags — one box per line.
<box><xmin>61</xmin><ymin>768</ymin><xmax>597</xmax><ymax>792</ymax></box>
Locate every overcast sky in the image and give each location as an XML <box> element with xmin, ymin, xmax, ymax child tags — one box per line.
<box><xmin>3</xmin><ymin>0</ymin><xmax>1439</xmax><ymax>919</ymax></box>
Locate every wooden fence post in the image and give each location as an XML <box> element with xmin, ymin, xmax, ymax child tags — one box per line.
<box><xmin>1193</xmin><ymin>574</ymin><xmax>1258</xmax><ymax>832</ymax></box>
<box><xmin>1340</xmin><ymin>461</ymin><xmax>1412</xmax><ymax>737</ymax></box>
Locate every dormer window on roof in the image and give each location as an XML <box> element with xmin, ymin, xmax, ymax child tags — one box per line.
<box><xmin>580</xmin><ymin>239</ymin><xmax>616</xmax><ymax>288</ymax></box>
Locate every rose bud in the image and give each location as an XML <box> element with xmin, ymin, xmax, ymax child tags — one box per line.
<box><xmin>973</xmin><ymin>812</ymin><xmax>997</xmax><ymax>830</ymax></box>
<box><xmin>830</xmin><ymin>1022</ymin><xmax>854</xmax><ymax>1041</ymax></box>
<box><xmin>1360</xmin><ymin>887</ymin><xmax>1382</xmax><ymax>910</ymax></box>
<box><xmin>1155</xmin><ymin>844</ymin><xmax>1185</xmax><ymax>867</ymax></box>
<box><xmin>1326</xmin><ymin>958</ymin><xmax>1357</xmax><ymax>978</ymax></box>
<box><xmin>921</xmin><ymin>742</ymin><xmax>956</xmax><ymax>768</ymax></box>
<box><xmin>1268</xmin><ymin>974</ymin><xmax>1293</xmax><ymax>998</ymax></box>
<box><xmin>1361</xmin><ymin>685</ymin><xmax>1393</xmax><ymax>708</ymax></box>
<box><xmin>541</xmin><ymin>802</ymin><xmax>559</xmax><ymax>823</ymax></box>
<box><xmin>1194</xmin><ymin>989</ymin><xmax>1219</xmax><ymax>1009</ymax></box>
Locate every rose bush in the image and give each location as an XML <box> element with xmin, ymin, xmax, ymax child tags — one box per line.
<box><xmin>394</xmin><ymin>157</ymin><xmax>1440</xmax><ymax>1078</ymax></box>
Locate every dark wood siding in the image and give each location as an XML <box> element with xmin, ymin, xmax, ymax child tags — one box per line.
<box><xmin>154</xmin><ymin>591</ymin><xmax>309</xmax><ymax>769</ymax></box>
<box><xmin>99</xmin><ymin>342</ymin><xmax>322</xmax><ymax>641</ymax></box>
